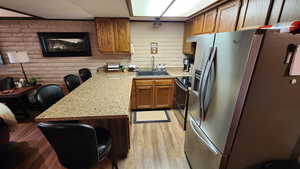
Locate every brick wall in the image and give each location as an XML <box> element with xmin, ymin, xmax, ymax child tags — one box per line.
<box><xmin>0</xmin><ymin>20</ymin><xmax>130</xmax><ymax>84</ymax></box>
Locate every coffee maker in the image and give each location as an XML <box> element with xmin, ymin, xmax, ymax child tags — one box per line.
<box><xmin>183</xmin><ymin>58</ymin><xmax>193</xmax><ymax>72</ymax></box>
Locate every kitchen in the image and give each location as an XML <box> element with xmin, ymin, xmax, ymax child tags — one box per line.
<box><xmin>0</xmin><ymin>0</ymin><xmax>300</xmax><ymax>169</ymax></box>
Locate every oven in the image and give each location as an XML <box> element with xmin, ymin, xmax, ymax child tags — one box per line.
<box><xmin>174</xmin><ymin>76</ymin><xmax>192</xmax><ymax>130</ymax></box>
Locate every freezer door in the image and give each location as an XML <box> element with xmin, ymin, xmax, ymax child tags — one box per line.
<box><xmin>189</xmin><ymin>34</ymin><xmax>215</xmax><ymax>124</ymax></box>
<box><xmin>200</xmin><ymin>30</ymin><xmax>257</xmax><ymax>153</ymax></box>
<box><xmin>192</xmin><ymin>34</ymin><xmax>215</xmax><ymax>72</ymax></box>
<box><xmin>185</xmin><ymin>116</ymin><xmax>222</xmax><ymax>169</ymax></box>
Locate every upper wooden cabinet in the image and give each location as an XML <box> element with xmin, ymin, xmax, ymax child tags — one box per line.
<box><xmin>183</xmin><ymin>21</ymin><xmax>195</xmax><ymax>55</ymax></box>
<box><xmin>237</xmin><ymin>0</ymin><xmax>273</xmax><ymax>30</ymax></box>
<box><xmin>269</xmin><ymin>0</ymin><xmax>300</xmax><ymax>25</ymax></box>
<box><xmin>192</xmin><ymin>14</ymin><xmax>204</xmax><ymax>35</ymax></box>
<box><xmin>203</xmin><ymin>9</ymin><xmax>218</xmax><ymax>33</ymax></box>
<box><xmin>95</xmin><ymin>18</ymin><xmax>131</xmax><ymax>54</ymax></box>
<box><xmin>113</xmin><ymin>19</ymin><xmax>131</xmax><ymax>53</ymax></box>
<box><xmin>215</xmin><ymin>0</ymin><xmax>241</xmax><ymax>33</ymax></box>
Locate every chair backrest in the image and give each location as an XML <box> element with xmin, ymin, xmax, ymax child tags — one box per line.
<box><xmin>64</xmin><ymin>74</ymin><xmax>81</xmax><ymax>92</ymax></box>
<box><xmin>37</xmin><ymin>122</ymin><xmax>99</xmax><ymax>169</ymax></box>
<box><xmin>35</xmin><ymin>84</ymin><xmax>64</xmax><ymax>109</ymax></box>
<box><xmin>79</xmin><ymin>68</ymin><xmax>92</xmax><ymax>82</ymax></box>
<box><xmin>0</xmin><ymin>77</ymin><xmax>15</xmax><ymax>91</ymax></box>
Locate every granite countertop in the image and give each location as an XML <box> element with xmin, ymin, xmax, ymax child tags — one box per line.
<box><xmin>35</xmin><ymin>72</ymin><xmax>135</xmax><ymax>122</ymax></box>
<box><xmin>35</xmin><ymin>67</ymin><xmax>190</xmax><ymax>122</ymax></box>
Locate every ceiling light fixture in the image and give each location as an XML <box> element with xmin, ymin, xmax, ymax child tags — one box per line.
<box><xmin>131</xmin><ymin>0</ymin><xmax>173</xmax><ymax>16</ymax></box>
<box><xmin>131</xmin><ymin>0</ymin><xmax>218</xmax><ymax>17</ymax></box>
<box><xmin>163</xmin><ymin>0</ymin><xmax>217</xmax><ymax>17</ymax></box>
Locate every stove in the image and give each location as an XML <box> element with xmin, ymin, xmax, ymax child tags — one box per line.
<box><xmin>176</xmin><ymin>76</ymin><xmax>192</xmax><ymax>89</ymax></box>
<box><xmin>174</xmin><ymin>76</ymin><xmax>192</xmax><ymax>130</ymax></box>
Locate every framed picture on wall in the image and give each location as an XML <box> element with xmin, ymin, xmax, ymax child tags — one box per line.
<box><xmin>37</xmin><ymin>32</ymin><xmax>92</xmax><ymax>57</ymax></box>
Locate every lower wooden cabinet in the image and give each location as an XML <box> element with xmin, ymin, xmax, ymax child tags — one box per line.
<box><xmin>135</xmin><ymin>85</ymin><xmax>154</xmax><ymax>109</ymax></box>
<box><xmin>154</xmin><ymin>85</ymin><xmax>174</xmax><ymax>109</ymax></box>
<box><xmin>132</xmin><ymin>78</ymin><xmax>174</xmax><ymax>110</ymax></box>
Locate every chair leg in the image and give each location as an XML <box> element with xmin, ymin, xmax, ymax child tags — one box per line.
<box><xmin>111</xmin><ymin>159</ymin><xmax>118</xmax><ymax>169</ymax></box>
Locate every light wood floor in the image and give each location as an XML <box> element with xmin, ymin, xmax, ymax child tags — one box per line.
<box><xmin>5</xmin><ymin>110</ymin><xmax>190</xmax><ymax>169</ymax></box>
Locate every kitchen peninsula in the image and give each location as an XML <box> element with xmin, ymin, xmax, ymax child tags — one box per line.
<box><xmin>35</xmin><ymin>68</ymin><xmax>190</xmax><ymax>159</ymax></box>
<box><xmin>35</xmin><ymin>71</ymin><xmax>135</xmax><ymax>159</ymax></box>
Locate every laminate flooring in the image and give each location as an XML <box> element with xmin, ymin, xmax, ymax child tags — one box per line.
<box><xmin>3</xmin><ymin>110</ymin><xmax>190</xmax><ymax>169</ymax></box>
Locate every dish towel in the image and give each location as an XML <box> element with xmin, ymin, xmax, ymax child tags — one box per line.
<box><xmin>0</xmin><ymin>103</ymin><xmax>17</xmax><ymax>132</ymax></box>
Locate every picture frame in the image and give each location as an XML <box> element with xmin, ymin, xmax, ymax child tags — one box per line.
<box><xmin>37</xmin><ymin>32</ymin><xmax>92</xmax><ymax>57</ymax></box>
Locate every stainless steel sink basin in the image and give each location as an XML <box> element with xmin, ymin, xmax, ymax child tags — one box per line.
<box><xmin>136</xmin><ymin>71</ymin><xmax>169</xmax><ymax>76</ymax></box>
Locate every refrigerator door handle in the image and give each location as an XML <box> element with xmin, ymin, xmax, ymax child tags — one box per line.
<box><xmin>189</xmin><ymin>116</ymin><xmax>222</xmax><ymax>155</ymax></box>
<box><xmin>200</xmin><ymin>47</ymin><xmax>217</xmax><ymax>120</ymax></box>
<box><xmin>199</xmin><ymin>47</ymin><xmax>214</xmax><ymax>121</ymax></box>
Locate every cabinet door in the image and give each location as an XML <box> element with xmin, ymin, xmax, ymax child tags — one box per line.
<box><xmin>192</xmin><ymin>14</ymin><xmax>204</xmax><ymax>35</ymax></box>
<box><xmin>269</xmin><ymin>0</ymin><xmax>300</xmax><ymax>25</ymax></box>
<box><xmin>131</xmin><ymin>82</ymin><xmax>136</xmax><ymax>110</ymax></box>
<box><xmin>183</xmin><ymin>21</ymin><xmax>195</xmax><ymax>55</ymax></box>
<box><xmin>203</xmin><ymin>9</ymin><xmax>218</xmax><ymax>33</ymax></box>
<box><xmin>215</xmin><ymin>0</ymin><xmax>241</xmax><ymax>33</ymax></box>
<box><xmin>154</xmin><ymin>85</ymin><xmax>174</xmax><ymax>109</ymax></box>
<box><xmin>136</xmin><ymin>85</ymin><xmax>154</xmax><ymax>109</ymax></box>
<box><xmin>95</xmin><ymin>18</ymin><xmax>115</xmax><ymax>53</ymax></box>
<box><xmin>114</xmin><ymin>18</ymin><xmax>131</xmax><ymax>53</ymax></box>
<box><xmin>237</xmin><ymin>0</ymin><xmax>273</xmax><ymax>30</ymax></box>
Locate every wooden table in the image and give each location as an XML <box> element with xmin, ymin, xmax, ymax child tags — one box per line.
<box><xmin>0</xmin><ymin>85</ymin><xmax>40</xmax><ymax>118</ymax></box>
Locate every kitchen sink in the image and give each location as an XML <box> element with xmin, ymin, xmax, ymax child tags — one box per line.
<box><xmin>136</xmin><ymin>71</ymin><xmax>169</xmax><ymax>76</ymax></box>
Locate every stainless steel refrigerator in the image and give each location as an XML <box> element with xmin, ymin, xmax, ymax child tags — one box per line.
<box><xmin>185</xmin><ymin>29</ymin><xmax>300</xmax><ymax>169</ymax></box>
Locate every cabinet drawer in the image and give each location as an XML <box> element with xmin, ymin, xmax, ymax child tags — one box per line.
<box><xmin>155</xmin><ymin>79</ymin><xmax>174</xmax><ymax>86</ymax></box>
<box><xmin>135</xmin><ymin>80</ymin><xmax>154</xmax><ymax>86</ymax></box>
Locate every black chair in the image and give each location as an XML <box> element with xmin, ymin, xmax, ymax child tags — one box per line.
<box><xmin>0</xmin><ymin>77</ymin><xmax>15</xmax><ymax>91</ymax></box>
<box><xmin>37</xmin><ymin>122</ymin><xmax>118</xmax><ymax>169</ymax></box>
<box><xmin>35</xmin><ymin>84</ymin><xmax>64</xmax><ymax>110</ymax></box>
<box><xmin>79</xmin><ymin>68</ymin><xmax>92</xmax><ymax>82</ymax></box>
<box><xmin>64</xmin><ymin>74</ymin><xmax>81</xmax><ymax>92</ymax></box>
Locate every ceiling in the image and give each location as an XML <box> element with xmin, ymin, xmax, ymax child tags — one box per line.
<box><xmin>0</xmin><ymin>8</ymin><xmax>32</xmax><ymax>17</ymax></box>
<box><xmin>0</xmin><ymin>0</ymin><xmax>218</xmax><ymax>21</ymax></box>
<box><xmin>0</xmin><ymin>0</ymin><xmax>129</xmax><ymax>19</ymax></box>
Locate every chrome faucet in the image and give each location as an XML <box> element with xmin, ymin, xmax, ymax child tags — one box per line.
<box><xmin>152</xmin><ymin>55</ymin><xmax>155</xmax><ymax>71</ymax></box>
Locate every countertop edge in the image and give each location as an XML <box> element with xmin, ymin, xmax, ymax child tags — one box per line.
<box><xmin>35</xmin><ymin>114</ymin><xmax>129</xmax><ymax>122</ymax></box>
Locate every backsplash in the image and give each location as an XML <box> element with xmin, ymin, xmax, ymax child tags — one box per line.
<box><xmin>130</xmin><ymin>22</ymin><xmax>185</xmax><ymax>68</ymax></box>
<box><xmin>0</xmin><ymin>20</ymin><xmax>184</xmax><ymax>84</ymax></box>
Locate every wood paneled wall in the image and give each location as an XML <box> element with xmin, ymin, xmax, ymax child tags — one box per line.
<box><xmin>0</xmin><ymin>20</ymin><xmax>184</xmax><ymax>84</ymax></box>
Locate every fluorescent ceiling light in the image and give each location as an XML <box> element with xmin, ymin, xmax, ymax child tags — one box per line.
<box><xmin>131</xmin><ymin>0</ymin><xmax>173</xmax><ymax>16</ymax></box>
<box><xmin>164</xmin><ymin>0</ymin><xmax>218</xmax><ymax>17</ymax></box>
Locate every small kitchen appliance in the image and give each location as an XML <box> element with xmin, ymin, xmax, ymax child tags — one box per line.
<box><xmin>183</xmin><ymin>58</ymin><xmax>193</xmax><ymax>72</ymax></box>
